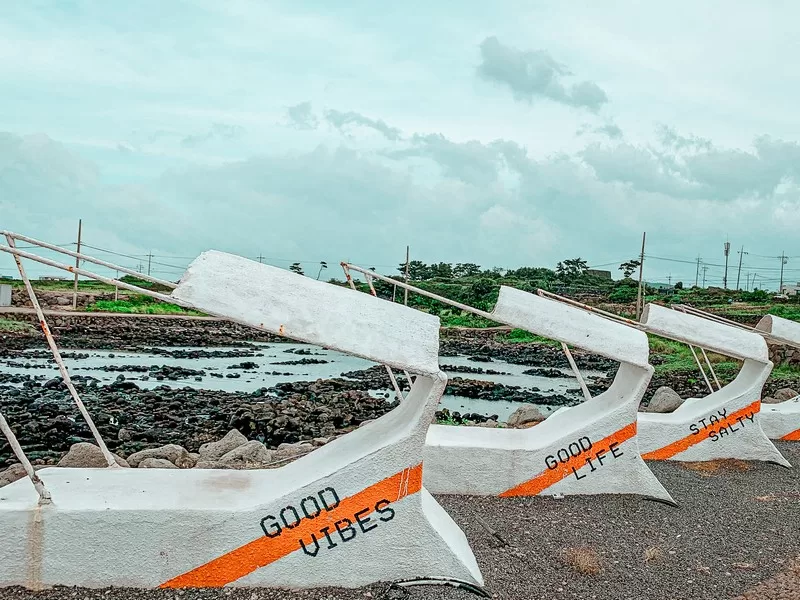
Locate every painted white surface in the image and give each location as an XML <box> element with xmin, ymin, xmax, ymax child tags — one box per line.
<box><xmin>172</xmin><ymin>251</ymin><xmax>440</xmax><ymax>375</ymax></box>
<box><xmin>755</xmin><ymin>314</ymin><xmax>800</xmax><ymax>348</ymax></box>
<box><xmin>424</xmin><ymin>286</ymin><xmax>671</xmax><ymax>502</ymax></box>
<box><xmin>641</xmin><ymin>304</ymin><xmax>769</xmax><ymax>362</ymax></box>
<box><xmin>491</xmin><ymin>287</ymin><xmax>649</xmax><ymax>368</ymax></box>
<box><xmin>638</xmin><ymin>304</ymin><xmax>789</xmax><ymax>464</ymax></box>
<box><xmin>761</xmin><ymin>396</ymin><xmax>800</xmax><ymax>440</ymax></box>
<box><xmin>0</xmin><ymin>284</ymin><xmax>10</xmax><ymax>307</ymax></box>
<box><xmin>0</xmin><ymin>252</ymin><xmax>482</xmax><ymax>590</ymax></box>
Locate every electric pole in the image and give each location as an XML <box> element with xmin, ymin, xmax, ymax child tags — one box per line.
<box><xmin>72</xmin><ymin>219</ymin><xmax>82</xmax><ymax>309</ymax></box>
<box><xmin>635</xmin><ymin>232</ymin><xmax>646</xmax><ymax>320</ymax></box>
<box><xmin>702</xmin><ymin>265</ymin><xmax>708</xmax><ymax>288</ymax></box>
<box><xmin>404</xmin><ymin>245</ymin><xmax>410</xmax><ymax>306</ymax></box>
<box><xmin>779</xmin><ymin>252</ymin><xmax>788</xmax><ymax>294</ymax></box>
<box><xmin>746</xmin><ymin>272</ymin><xmax>750</xmax><ymax>291</ymax></box>
<box><xmin>723</xmin><ymin>241</ymin><xmax>730</xmax><ymax>289</ymax></box>
<box><xmin>147</xmin><ymin>252</ymin><xmax>153</xmax><ymax>277</ymax></box>
<box><xmin>695</xmin><ymin>256</ymin><xmax>702</xmax><ymax>287</ymax></box>
<box><xmin>257</xmin><ymin>254</ymin><xmax>264</xmax><ymax>264</ymax></box>
<box><xmin>667</xmin><ymin>274</ymin><xmax>672</xmax><ymax>286</ymax></box>
<box><xmin>735</xmin><ymin>246</ymin><xmax>747</xmax><ymax>290</ymax></box>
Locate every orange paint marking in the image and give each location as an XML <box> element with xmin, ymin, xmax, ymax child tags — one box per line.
<box><xmin>499</xmin><ymin>422</ymin><xmax>637</xmax><ymax>498</ymax></box>
<box><xmin>642</xmin><ymin>400</ymin><xmax>761</xmax><ymax>461</ymax></box>
<box><xmin>782</xmin><ymin>428</ymin><xmax>800</xmax><ymax>441</ymax></box>
<box><xmin>160</xmin><ymin>464</ymin><xmax>422</xmax><ymax>589</ymax></box>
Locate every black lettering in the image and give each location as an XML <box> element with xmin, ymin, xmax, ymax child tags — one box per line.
<box><xmin>595</xmin><ymin>448</ymin><xmax>607</xmax><ymax>466</ymax></box>
<box><xmin>689</xmin><ymin>423</ymin><xmax>700</xmax><ymax>435</ymax></box>
<box><xmin>375</xmin><ymin>499</ymin><xmax>395</xmax><ymax>522</ymax></box>
<box><xmin>260</xmin><ymin>515</ymin><xmax>282</xmax><ymax>539</ymax></box>
<box><xmin>320</xmin><ymin>526</ymin><xmax>338</xmax><ymax>549</ymax></box>
<box><xmin>578</xmin><ymin>436</ymin><xmax>593</xmax><ymax>452</ymax></box>
<box><xmin>709</xmin><ymin>414</ymin><xmax>719</xmax><ymax>425</ymax></box>
<box><xmin>735</xmin><ymin>416</ymin><xmax>745</xmax><ymax>428</ymax></box>
<box><xmin>545</xmin><ymin>455</ymin><xmax>558</xmax><ymax>470</ymax></box>
<box><xmin>745</xmin><ymin>413</ymin><xmax>755</xmax><ymax>423</ymax></box>
<box><xmin>354</xmin><ymin>507</ymin><xmax>378</xmax><ymax>533</ymax></box>
<box><xmin>299</xmin><ymin>533</ymin><xmax>320</xmax><ymax>556</ymax></box>
<box><xmin>300</xmin><ymin>496</ymin><xmax>322</xmax><ymax>519</ymax></box>
<box><xmin>568</xmin><ymin>442</ymin><xmax>582</xmax><ymax>457</ymax></box>
<box><xmin>557</xmin><ymin>448</ymin><xmax>570</xmax><ymax>463</ymax></box>
<box><xmin>319</xmin><ymin>487</ymin><xmax>341</xmax><ymax>511</ymax></box>
<box><xmin>698</xmin><ymin>417</ymin><xmax>708</xmax><ymax>429</ymax></box>
<box><xmin>710</xmin><ymin>429</ymin><xmax>720</xmax><ymax>441</ymax></box>
<box><xmin>609</xmin><ymin>442</ymin><xmax>624</xmax><ymax>459</ymax></box>
<box><xmin>280</xmin><ymin>505</ymin><xmax>301</xmax><ymax>530</ymax></box>
<box><xmin>717</xmin><ymin>408</ymin><xmax>728</xmax><ymax>418</ymax></box>
<box><xmin>728</xmin><ymin>421</ymin><xmax>739</xmax><ymax>433</ymax></box>
<box><xmin>585</xmin><ymin>456</ymin><xmax>597</xmax><ymax>472</ymax></box>
<box><xmin>335</xmin><ymin>518</ymin><xmax>357</xmax><ymax>542</ymax></box>
<box><xmin>572</xmin><ymin>466</ymin><xmax>586</xmax><ymax>480</ymax></box>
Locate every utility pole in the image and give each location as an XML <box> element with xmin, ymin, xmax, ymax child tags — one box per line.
<box><xmin>702</xmin><ymin>265</ymin><xmax>708</xmax><ymax>288</ymax></box>
<box><xmin>779</xmin><ymin>251</ymin><xmax>788</xmax><ymax>294</ymax></box>
<box><xmin>735</xmin><ymin>246</ymin><xmax>747</xmax><ymax>290</ymax></box>
<box><xmin>635</xmin><ymin>232</ymin><xmax>646</xmax><ymax>320</ymax></box>
<box><xmin>257</xmin><ymin>254</ymin><xmax>264</xmax><ymax>264</ymax></box>
<box><xmin>746</xmin><ymin>272</ymin><xmax>751</xmax><ymax>291</ymax></box>
<box><xmin>403</xmin><ymin>245</ymin><xmax>410</xmax><ymax>306</ymax></box>
<box><xmin>694</xmin><ymin>257</ymin><xmax>700</xmax><ymax>287</ymax></box>
<box><xmin>72</xmin><ymin>219</ymin><xmax>82</xmax><ymax>309</ymax></box>
<box><xmin>723</xmin><ymin>241</ymin><xmax>730</xmax><ymax>289</ymax></box>
<box><xmin>147</xmin><ymin>252</ymin><xmax>153</xmax><ymax>277</ymax></box>
<box><xmin>667</xmin><ymin>274</ymin><xmax>672</xmax><ymax>286</ymax></box>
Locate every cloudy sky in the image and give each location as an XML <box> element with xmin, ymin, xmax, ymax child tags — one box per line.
<box><xmin>2</xmin><ymin>1</ymin><xmax>800</xmax><ymax>288</ymax></box>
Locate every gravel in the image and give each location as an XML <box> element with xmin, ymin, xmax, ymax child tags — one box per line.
<box><xmin>2</xmin><ymin>442</ymin><xmax>798</xmax><ymax>600</ymax></box>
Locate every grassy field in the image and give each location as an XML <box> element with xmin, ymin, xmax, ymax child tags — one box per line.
<box><xmin>0</xmin><ymin>318</ymin><xmax>35</xmax><ymax>334</ymax></box>
<box><xmin>86</xmin><ymin>296</ymin><xmax>204</xmax><ymax>316</ymax></box>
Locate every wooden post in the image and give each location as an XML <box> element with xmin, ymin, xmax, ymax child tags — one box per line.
<box><xmin>72</xmin><ymin>219</ymin><xmax>82</xmax><ymax>309</ymax></box>
<box><xmin>635</xmin><ymin>232</ymin><xmax>646</xmax><ymax>320</ymax></box>
<box><xmin>404</xmin><ymin>245</ymin><xmax>410</xmax><ymax>306</ymax></box>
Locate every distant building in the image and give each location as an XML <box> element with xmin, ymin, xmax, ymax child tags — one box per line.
<box><xmin>648</xmin><ymin>282</ymin><xmax>674</xmax><ymax>294</ymax></box>
<box><xmin>780</xmin><ymin>282</ymin><xmax>800</xmax><ymax>296</ymax></box>
<box><xmin>38</xmin><ymin>276</ymin><xmax>68</xmax><ymax>281</ymax></box>
<box><xmin>586</xmin><ymin>269</ymin><xmax>612</xmax><ymax>279</ymax></box>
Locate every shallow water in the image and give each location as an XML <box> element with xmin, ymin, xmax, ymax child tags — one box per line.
<box><xmin>1</xmin><ymin>343</ymin><xmax>603</xmax><ymax>421</ymax></box>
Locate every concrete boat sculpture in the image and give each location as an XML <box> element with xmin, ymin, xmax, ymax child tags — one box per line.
<box><xmin>636</xmin><ymin>304</ymin><xmax>790</xmax><ymax>466</ymax></box>
<box><xmin>0</xmin><ymin>237</ymin><xmax>483</xmax><ymax>591</ymax></box>
<box><xmin>752</xmin><ymin>315</ymin><xmax>800</xmax><ymax>441</ymax></box>
<box><xmin>341</xmin><ymin>264</ymin><xmax>673</xmax><ymax>503</ymax></box>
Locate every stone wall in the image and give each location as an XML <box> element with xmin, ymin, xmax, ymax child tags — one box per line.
<box><xmin>10</xmin><ymin>288</ymin><xmax>116</xmax><ymax>309</ymax></box>
<box><xmin>768</xmin><ymin>343</ymin><xmax>800</xmax><ymax>367</ymax></box>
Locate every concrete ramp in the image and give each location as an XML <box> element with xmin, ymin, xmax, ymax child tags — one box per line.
<box><xmin>637</xmin><ymin>304</ymin><xmax>789</xmax><ymax>466</ymax></box>
<box><xmin>754</xmin><ymin>315</ymin><xmax>800</xmax><ymax>441</ymax></box>
<box><xmin>0</xmin><ymin>252</ymin><xmax>482</xmax><ymax>590</ymax></box>
<box><xmin>424</xmin><ymin>286</ymin><xmax>672</xmax><ymax>502</ymax></box>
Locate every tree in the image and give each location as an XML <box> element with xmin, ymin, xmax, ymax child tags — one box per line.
<box><xmin>674</xmin><ymin>281</ymin><xmax>684</xmax><ymax>290</ymax></box>
<box><xmin>289</xmin><ymin>262</ymin><xmax>304</xmax><ymax>276</ymax></box>
<box><xmin>453</xmin><ymin>263</ymin><xmax>482</xmax><ymax>278</ymax></box>
<box><xmin>556</xmin><ymin>258</ymin><xmax>588</xmax><ymax>278</ymax></box>
<box><xmin>397</xmin><ymin>260</ymin><xmax>431</xmax><ymax>280</ymax></box>
<box><xmin>316</xmin><ymin>261</ymin><xmax>328</xmax><ymax>280</ymax></box>
<box><xmin>619</xmin><ymin>259</ymin><xmax>642</xmax><ymax>279</ymax></box>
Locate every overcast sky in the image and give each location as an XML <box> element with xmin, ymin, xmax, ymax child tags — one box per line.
<box><xmin>2</xmin><ymin>1</ymin><xmax>800</xmax><ymax>288</ymax></box>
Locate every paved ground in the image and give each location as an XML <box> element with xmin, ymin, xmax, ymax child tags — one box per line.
<box><xmin>2</xmin><ymin>442</ymin><xmax>799</xmax><ymax>600</ymax></box>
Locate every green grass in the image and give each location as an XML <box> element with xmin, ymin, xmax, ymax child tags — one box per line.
<box><xmin>502</xmin><ymin>328</ymin><xmax>561</xmax><ymax>347</ymax></box>
<box><xmin>86</xmin><ymin>295</ymin><xmax>204</xmax><ymax>316</ymax></box>
<box><xmin>0</xmin><ymin>318</ymin><xmax>35</xmax><ymax>334</ymax></box>
<box><xmin>438</xmin><ymin>309</ymin><xmax>498</xmax><ymax>328</ymax></box>
<box><xmin>648</xmin><ymin>334</ymin><xmax>740</xmax><ymax>375</ymax></box>
<box><xmin>771</xmin><ymin>363</ymin><xmax>800</xmax><ymax>379</ymax></box>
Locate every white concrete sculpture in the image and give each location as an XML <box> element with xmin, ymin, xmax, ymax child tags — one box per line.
<box><xmin>637</xmin><ymin>304</ymin><xmax>790</xmax><ymax>466</ymax></box>
<box><xmin>0</xmin><ymin>251</ymin><xmax>483</xmax><ymax>590</ymax></box>
<box><xmin>754</xmin><ymin>315</ymin><xmax>800</xmax><ymax>441</ymax></box>
<box><xmin>421</xmin><ymin>286</ymin><xmax>673</xmax><ymax>502</ymax></box>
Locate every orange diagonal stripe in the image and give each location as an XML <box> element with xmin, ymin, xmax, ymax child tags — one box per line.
<box><xmin>642</xmin><ymin>401</ymin><xmax>761</xmax><ymax>461</ymax></box>
<box><xmin>499</xmin><ymin>422</ymin><xmax>637</xmax><ymax>498</ymax></box>
<box><xmin>782</xmin><ymin>428</ymin><xmax>800</xmax><ymax>441</ymax></box>
<box><xmin>160</xmin><ymin>463</ymin><xmax>423</xmax><ymax>589</ymax></box>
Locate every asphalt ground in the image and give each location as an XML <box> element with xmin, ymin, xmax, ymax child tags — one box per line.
<box><xmin>2</xmin><ymin>442</ymin><xmax>799</xmax><ymax>600</ymax></box>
